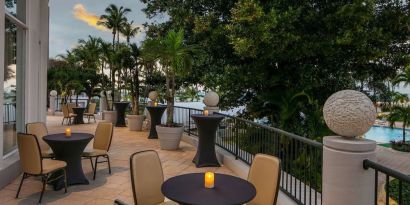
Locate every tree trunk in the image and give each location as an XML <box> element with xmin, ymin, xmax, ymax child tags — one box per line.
<box><xmin>166</xmin><ymin>70</ymin><xmax>174</xmax><ymax>126</ymax></box>
<box><xmin>403</xmin><ymin>124</ymin><xmax>406</xmax><ymax>142</ymax></box>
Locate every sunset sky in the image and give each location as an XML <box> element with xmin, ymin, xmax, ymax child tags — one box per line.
<box><xmin>49</xmin><ymin>0</ymin><xmax>163</xmax><ymax>58</ymax></box>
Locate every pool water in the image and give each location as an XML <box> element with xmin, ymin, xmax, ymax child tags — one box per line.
<box><xmin>364</xmin><ymin>126</ymin><xmax>409</xmax><ymax>143</ymax></box>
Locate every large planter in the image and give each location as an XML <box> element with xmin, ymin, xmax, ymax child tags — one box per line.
<box><xmin>103</xmin><ymin>111</ymin><xmax>117</xmax><ymax>124</ymax></box>
<box><xmin>127</xmin><ymin>115</ymin><xmax>145</xmax><ymax>131</ymax></box>
<box><xmin>156</xmin><ymin>125</ymin><xmax>184</xmax><ymax>150</ymax></box>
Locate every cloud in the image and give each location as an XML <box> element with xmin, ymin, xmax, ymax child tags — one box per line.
<box><xmin>73</xmin><ymin>4</ymin><xmax>107</xmax><ymax>31</ymax></box>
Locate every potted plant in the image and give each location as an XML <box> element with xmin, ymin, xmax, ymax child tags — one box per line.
<box><xmin>142</xmin><ymin>29</ymin><xmax>197</xmax><ymax>150</ymax></box>
<box><xmin>126</xmin><ymin>44</ymin><xmax>145</xmax><ymax>131</ymax></box>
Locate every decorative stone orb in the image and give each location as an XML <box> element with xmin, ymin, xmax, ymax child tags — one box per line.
<box><xmin>49</xmin><ymin>90</ymin><xmax>57</xmax><ymax>97</ymax></box>
<box><xmin>100</xmin><ymin>91</ymin><xmax>106</xmax><ymax>97</ymax></box>
<box><xmin>148</xmin><ymin>91</ymin><xmax>158</xmax><ymax>101</ymax></box>
<box><xmin>203</xmin><ymin>91</ymin><xmax>219</xmax><ymax>107</ymax></box>
<box><xmin>323</xmin><ymin>90</ymin><xmax>376</xmax><ymax>138</ymax></box>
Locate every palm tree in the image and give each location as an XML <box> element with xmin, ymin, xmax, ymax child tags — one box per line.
<box><xmin>142</xmin><ymin>29</ymin><xmax>197</xmax><ymax>126</ymax></box>
<box><xmin>392</xmin><ymin>92</ymin><xmax>409</xmax><ymax>106</ymax></box>
<box><xmin>75</xmin><ymin>35</ymin><xmax>103</xmax><ymax>71</ymax></box>
<box><xmin>98</xmin><ymin>4</ymin><xmax>131</xmax><ymax>47</ymax></box>
<box><xmin>387</xmin><ymin>106</ymin><xmax>410</xmax><ymax>142</ymax></box>
<box><xmin>121</xmin><ymin>21</ymin><xmax>140</xmax><ymax>45</ymax></box>
<box><xmin>393</xmin><ymin>68</ymin><xmax>410</xmax><ymax>87</ymax></box>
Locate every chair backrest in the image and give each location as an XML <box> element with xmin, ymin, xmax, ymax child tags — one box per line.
<box><xmin>88</xmin><ymin>103</ymin><xmax>96</xmax><ymax>114</ymax></box>
<box><xmin>247</xmin><ymin>154</ymin><xmax>281</xmax><ymax>205</ymax></box>
<box><xmin>26</xmin><ymin>122</ymin><xmax>49</xmax><ymax>152</ymax></box>
<box><xmin>62</xmin><ymin>104</ymin><xmax>70</xmax><ymax>117</ymax></box>
<box><xmin>130</xmin><ymin>150</ymin><xmax>165</xmax><ymax>205</ymax></box>
<box><xmin>93</xmin><ymin>122</ymin><xmax>113</xmax><ymax>151</ymax></box>
<box><xmin>17</xmin><ymin>133</ymin><xmax>42</xmax><ymax>175</ymax></box>
<box><xmin>67</xmin><ymin>103</ymin><xmax>76</xmax><ymax>113</ymax></box>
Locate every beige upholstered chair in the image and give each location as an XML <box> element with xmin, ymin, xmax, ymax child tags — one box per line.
<box><xmin>247</xmin><ymin>154</ymin><xmax>281</xmax><ymax>205</ymax></box>
<box><xmin>16</xmin><ymin>133</ymin><xmax>67</xmax><ymax>204</ymax></box>
<box><xmin>62</xmin><ymin>104</ymin><xmax>76</xmax><ymax>125</ymax></box>
<box><xmin>114</xmin><ymin>150</ymin><xmax>177</xmax><ymax>205</ymax></box>
<box><xmin>26</xmin><ymin>122</ymin><xmax>53</xmax><ymax>158</ymax></box>
<box><xmin>82</xmin><ymin>122</ymin><xmax>114</xmax><ymax>180</ymax></box>
<box><xmin>84</xmin><ymin>103</ymin><xmax>97</xmax><ymax>123</ymax></box>
<box><xmin>67</xmin><ymin>103</ymin><xmax>76</xmax><ymax>114</ymax></box>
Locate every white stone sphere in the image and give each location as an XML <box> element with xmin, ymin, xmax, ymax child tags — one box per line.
<box><xmin>203</xmin><ymin>91</ymin><xmax>219</xmax><ymax>107</ymax></box>
<box><xmin>100</xmin><ymin>91</ymin><xmax>106</xmax><ymax>97</ymax></box>
<box><xmin>323</xmin><ymin>90</ymin><xmax>376</xmax><ymax>137</ymax></box>
<box><xmin>49</xmin><ymin>90</ymin><xmax>57</xmax><ymax>96</ymax></box>
<box><xmin>149</xmin><ymin>91</ymin><xmax>158</xmax><ymax>101</ymax></box>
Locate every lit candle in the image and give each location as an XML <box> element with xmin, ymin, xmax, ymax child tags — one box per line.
<box><xmin>204</xmin><ymin>172</ymin><xmax>214</xmax><ymax>188</ymax></box>
<box><xmin>154</xmin><ymin>101</ymin><xmax>158</xmax><ymax>107</ymax></box>
<box><xmin>65</xmin><ymin>128</ymin><xmax>71</xmax><ymax>137</ymax></box>
<box><xmin>204</xmin><ymin>110</ymin><xmax>209</xmax><ymax>116</ymax></box>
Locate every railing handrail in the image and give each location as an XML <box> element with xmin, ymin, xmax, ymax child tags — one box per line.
<box><xmin>215</xmin><ymin>111</ymin><xmax>323</xmax><ymax>148</ymax></box>
<box><xmin>363</xmin><ymin>159</ymin><xmax>410</xmax><ymax>183</ymax></box>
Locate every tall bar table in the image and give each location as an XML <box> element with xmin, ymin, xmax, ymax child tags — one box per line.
<box><xmin>191</xmin><ymin>114</ymin><xmax>224</xmax><ymax>167</ymax></box>
<box><xmin>146</xmin><ymin>105</ymin><xmax>167</xmax><ymax>139</ymax></box>
<box><xmin>114</xmin><ymin>102</ymin><xmax>129</xmax><ymax>127</ymax></box>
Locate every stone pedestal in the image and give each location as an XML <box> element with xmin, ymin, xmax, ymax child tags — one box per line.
<box><xmin>323</xmin><ymin>136</ymin><xmax>376</xmax><ymax>205</ymax></box>
<box><xmin>49</xmin><ymin>96</ymin><xmax>56</xmax><ymax>115</ymax></box>
<box><xmin>204</xmin><ymin>106</ymin><xmax>219</xmax><ymax>114</ymax></box>
<box><xmin>100</xmin><ymin>96</ymin><xmax>107</xmax><ymax>113</ymax></box>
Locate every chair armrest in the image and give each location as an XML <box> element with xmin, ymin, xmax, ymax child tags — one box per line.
<box><xmin>114</xmin><ymin>199</ymin><xmax>128</xmax><ymax>205</ymax></box>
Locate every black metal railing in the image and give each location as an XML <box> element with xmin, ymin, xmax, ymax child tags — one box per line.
<box><xmin>3</xmin><ymin>103</ymin><xmax>16</xmax><ymax>123</ymax></box>
<box><xmin>363</xmin><ymin>159</ymin><xmax>410</xmax><ymax>205</ymax></box>
<box><xmin>173</xmin><ymin>106</ymin><xmax>323</xmax><ymax>205</ymax></box>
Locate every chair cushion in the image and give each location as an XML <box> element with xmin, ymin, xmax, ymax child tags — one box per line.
<box><xmin>42</xmin><ymin>159</ymin><xmax>66</xmax><ymax>174</ymax></box>
<box><xmin>83</xmin><ymin>149</ymin><xmax>107</xmax><ymax>157</ymax></box>
<box><xmin>158</xmin><ymin>201</ymin><xmax>179</xmax><ymax>205</ymax></box>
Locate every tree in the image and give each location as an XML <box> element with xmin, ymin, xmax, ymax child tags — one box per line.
<box><xmin>393</xmin><ymin>68</ymin><xmax>410</xmax><ymax>87</ymax></box>
<box><xmin>142</xmin><ymin>29</ymin><xmax>197</xmax><ymax>126</ymax></box>
<box><xmin>388</xmin><ymin>106</ymin><xmax>410</xmax><ymax>142</ymax></box>
<box><xmin>140</xmin><ymin>0</ymin><xmax>410</xmax><ymax>137</ymax></box>
<box><xmin>98</xmin><ymin>4</ymin><xmax>131</xmax><ymax>46</ymax></box>
<box><xmin>121</xmin><ymin>21</ymin><xmax>140</xmax><ymax>45</ymax></box>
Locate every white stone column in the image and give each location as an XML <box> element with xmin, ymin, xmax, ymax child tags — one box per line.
<box><xmin>323</xmin><ymin>137</ymin><xmax>376</xmax><ymax>205</ymax></box>
<box><xmin>322</xmin><ymin>90</ymin><xmax>377</xmax><ymax>205</ymax></box>
<box><xmin>49</xmin><ymin>90</ymin><xmax>57</xmax><ymax>115</ymax></box>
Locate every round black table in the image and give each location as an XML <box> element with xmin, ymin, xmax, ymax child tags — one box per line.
<box><xmin>114</xmin><ymin>102</ymin><xmax>129</xmax><ymax>127</ymax></box>
<box><xmin>146</xmin><ymin>106</ymin><xmax>167</xmax><ymax>139</ymax></box>
<box><xmin>43</xmin><ymin>133</ymin><xmax>93</xmax><ymax>190</ymax></box>
<box><xmin>162</xmin><ymin>173</ymin><xmax>256</xmax><ymax>205</ymax></box>
<box><xmin>191</xmin><ymin>114</ymin><xmax>224</xmax><ymax>167</ymax></box>
<box><xmin>72</xmin><ymin>107</ymin><xmax>86</xmax><ymax>124</ymax></box>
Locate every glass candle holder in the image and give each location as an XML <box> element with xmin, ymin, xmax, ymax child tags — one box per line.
<box><xmin>154</xmin><ymin>101</ymin><xmax>158</xmax><ymax>107</ymax></box>
<box><xmin>204</xmin><ymin>172</ymin><xmax>214</xmax><ymax>188</ymax></box>
<box><xmin>65</xmin><ymin>128</ymin><xmax>71</xmax><ymax>137</ymax></box>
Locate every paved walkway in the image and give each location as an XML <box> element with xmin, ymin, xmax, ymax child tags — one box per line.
<box><xmin>0</xmin><ymin>116</ymin><xmax>234</xmax><ymax>205</ymax></box>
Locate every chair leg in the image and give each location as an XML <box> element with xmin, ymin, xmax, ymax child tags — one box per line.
<box><xmin>93</xmin><ymin>156</ymin><xmax>99</xmax><ymax>180</ymax></box>
<box><xmin>93</xmin><ymin>115</ymin><xmax>96</xmax><ymax>123</ymax></box>
<box><xmin>15</xmin><ymin>173</ymin><xmax>26</xmax><ymax>198</ymax></box>
<box><xmin>39</xmin><ymin>175</ymin><xmax>48</xmax><ymax>204</ymax></box>
<box><xmin>89</xmin><ymin>157</ymin><xmax>94</xmax><ymax>171</ymax></box>
<box><xmin>63</xmin><ymin>169</ymin><xmax>68</xmax><ymax>194</ymax></box>
<box><xmin>61</xmin><ymin>118</ymin><xmax>64</xmax><ymax>125</ymax></box>
<box><xmin>106</xmin><ymin>155</ymin><xmax>111</xmax><ymax>174</ymax></box>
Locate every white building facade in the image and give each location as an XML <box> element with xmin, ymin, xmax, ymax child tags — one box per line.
<box><xmin>0</xmin><ymin>0</ymin><xmax>48</xmax><ymax>188</ymax></box>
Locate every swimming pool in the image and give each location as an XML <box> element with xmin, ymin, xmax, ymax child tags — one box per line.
<box><xmin>364</xmin><ymin>126</ymin><xmax>410</xmax><ymax>143</ymax></box>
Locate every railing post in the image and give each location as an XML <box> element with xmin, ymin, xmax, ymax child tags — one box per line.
<box><xmin>188</xmin><ymin>109</ymin><xmax>191</xmax><ymax>136</ymax></box>
<box><xmin>235</xmin><ymin>119</ymin><xmax>239</xmax><ymax>160</ymax></box>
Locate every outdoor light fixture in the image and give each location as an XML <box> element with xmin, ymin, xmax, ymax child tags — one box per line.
<box><xmin>65</xmin><ymin>128</ymin><xmax>71</xmax><ymax>137</ymax></box>
<box><xmin>204</xmin><ymin>172</ymin><xmax>214</xmax><ymax>188</ymax></box>
<box><xmin>154</xmin><ymin>101</ymin><xmax>158</xmax><ymax>107</ymax></box>
<box><xmin>203</xmin><ymin>110</ymin><xmax>209</xmax><ymax>116</ymax></box>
